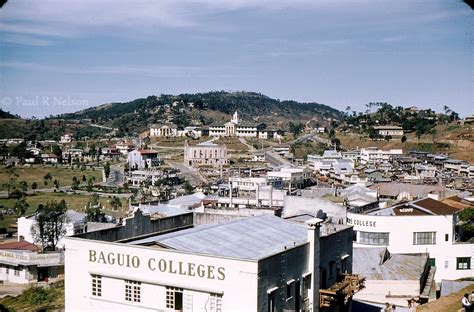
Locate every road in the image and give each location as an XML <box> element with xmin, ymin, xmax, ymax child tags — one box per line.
<box><xmin>264</xmin><ymin>151</ymin><xmax>292</xmax><ymax>167</ymax></box>
<box><xmin>169</xmin><ymin>161</ymin><xmax>207</xmax><ymax>185</ymax></box>
<box><xmin>105</xmin><ymin>164</ymin><xmax>124</xmax><ymax>186</ymax></box>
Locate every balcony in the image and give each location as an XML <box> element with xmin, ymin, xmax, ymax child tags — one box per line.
<box><xmin>319</xmin><ymin>273</ymin><xmax>366</xmax><ymax>308</ymax></box>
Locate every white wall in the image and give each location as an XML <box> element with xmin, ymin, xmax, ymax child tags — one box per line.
<box><xmin>65</xmin><ymin>238</ymin><xmax>258</xmax><ymax>311</ymax></box>
<box><xmin>18</xmin><ymin>216</ymin><xmax>75</xmax><ymax>249</ymax></box>
<box><xmin>347</xmin><ymin>212</ymin><xmax>474</xmax><ymax>282</ymax></box>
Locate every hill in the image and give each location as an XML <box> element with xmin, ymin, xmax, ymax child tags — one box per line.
<box><xmin>0</xmin><ymin>108</ymin><xmax>20</xmax><ymax>119</ymax></box>
<box><xmin>57</xmin><ymin>91</ymin><xmax>342</xmax><ymax>135</ymax></box>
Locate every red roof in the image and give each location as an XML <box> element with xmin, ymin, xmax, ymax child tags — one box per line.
<box><xmin>138</xmin><ymin>150</ymin><xmax>158</xmax><ymax>155</ymax></box>
<box><xmin>0</xmin><ymin>241</ymin><xmax>39</xmax><ymax>252</ymax></box>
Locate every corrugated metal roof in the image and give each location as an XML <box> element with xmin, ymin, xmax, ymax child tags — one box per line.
<box><xmin>353</xmin><ymin>248</ymin><xmax>427</xmax><ymax>280</ymax></box>
<box><xmin>130</xmin><ymin>214</ymin><xmax>308</xmax><ymax>260</ymax></box>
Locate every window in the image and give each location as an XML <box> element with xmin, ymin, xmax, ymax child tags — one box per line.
<box><xmin>125</xmin><ymin>280</ymin><xmax>141</xmax><ymax>302</ymax></box>
<box><xmin>359</xmin><ymin>231</ymin><xmax>390</xmax><ymax>245</ymax></box>
<box><xmin>445</xmin><ymin>234</ymin><xmax>449</xmax><ymax>241</ymax></box>
<box><xmin>209</xmin><ymin>293</ymin><xmax>222</xmax><ymax>312</ymax></box>
<box><xmin>166</xmin><ymin>286</ymin><xmax>183</xmax><ymax>310</ymax></box>
<box><xmin>413</xmin><ymin>232</ymin><xmax>436</xmax><ymax>245</ymax></box>
<box><xmin>267</xmin><ymin>290</ymin><xmax>276</xmax><ymax>312</ymax></box>
<box><xmin>428</xmin><ymin>258</ymin><xmax>436</xmax><ymax>267</ymax></box>
<box><xmin>352</xmin><ymin>231</ymin><xmax>357</xmax><ymax>242</ymax></box>
<box><xmin>286</xmin><ymin>280</ymin><xmax>294</xmax><ymax>299</ymax></box>
<box><xmin>456</xmin><ymin>257</ymin><xmax>471</xmax><ymax>270</ymax></box>
<box><xmin>444</xmin><ymin>261</ymin><xmax>449</xmax><ymax>269</ymax></box>
<box><xmin>5</xmin><ymin>266</ymin><xmax>9</xmax><ymax>275</ymax></box>
<box><xmin>91</xmin><ymin>274</ymin><xmax>102</xmax><ymax>297</ymax></box>
<box><xmin>14</xmin><ymin>267</ymin><xmax>20</xmax><ymax>277</ymax></box>
<box><xmin>302</xmin><ymin>274</ymin><xmax>311</xmax><ymax>300</ymax></box>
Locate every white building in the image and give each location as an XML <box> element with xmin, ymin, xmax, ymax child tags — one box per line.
<box><xmin>65</xmin><ymin>213</ymin><xmax>360</xmax><ymax>311</ymax></box>
<box><xmin>373</xmin><ymin>125</ymin><xmax>404</xmax><ymax>137</ymax></box>
<box><xmin>266</xmin><ymin>167</ymin><xmax>311</xmax><ymax>189</ymax></box>
<box><xmin>150</xmin><ymin>123</ymin><xmax>178</xmax><ymax>137</ymax></box>
<box><xmin>128</xmin><ymin>149</ymin><xmax>160</xmax><ymax>170</ymax></box>
<box><xmin>177</xmin><ymin>126</ymin><xmax>202</xmax><ymax>138</ymax></box>
<box><xmin>347</xmin><ymin>197</ymin><xmax>473</xmax><ymax>283</ymax></box>
<box><xmin>60</xmin><ymin>134</ymin><xmax>73</xmax><ymax>143</ymax></box>
<box><xmin>40</xmin><ymin>153</ymin><xmax>58</xmax><ymax>164</ymax></box>
<box><xmin>17</xmin><ymin>210</ymin><xmax>87</xmax><ymax>249</ymax></box>
<box><xmin>184</xmin><ymin>141</ymin><xmax>228</xmax><ymax>167</ymax></box>
<box><xmin>115</xmin><ymin>143</ymin><xmax>134</xmax><ymax>156</ymax></box>
<box><xmin>0</xmin><ymin>241</ymin><xmax>64</xmax><ymax>284</ymax></box>
<box><xmin>208</xmin><ymin>111</ymin><xmax>273</xmax><ymax>139</ymax></box>
<box><xmin>359</xmin><ymin>147</ymin><xmax>403</xmax><ymax>165</ymax></box>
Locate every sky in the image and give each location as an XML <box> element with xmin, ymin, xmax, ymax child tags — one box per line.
<box><xmin>0</xmin><ymin>0</ymin><xmax>472</xmax><ymax>118</ymax></box>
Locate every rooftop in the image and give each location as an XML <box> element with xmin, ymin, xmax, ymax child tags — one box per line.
<box><xmin>137</xmin><ymin>149</ymin><xmax>158</xmax><ymax>155</ymax></box>
<box><xmin>353</xmin><ymin>247</ymin><xmax>427</xmax><ymax>280</ymax></box>
<box><xmin>129</xmin><ymin>214</ymin><xmax>308</xmax><ymax>261</ymax></box>
<box><xmin>0</xmin><ymin>241</ymin><xmax>39</xmax><ymax>252</ymax></box>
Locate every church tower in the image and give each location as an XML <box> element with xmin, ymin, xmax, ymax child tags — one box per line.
<box><xmin>231</xmin><ymin>111</ymin><xmax>239</xmax><ymax>124</ymax></box>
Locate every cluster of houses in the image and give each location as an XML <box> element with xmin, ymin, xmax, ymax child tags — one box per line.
<box><xmin>150</xmin><ymin>111</ymin><xmax>283</xmax><ymax>140</ymax></box>
<box><xmin>1</xmin><ymin>113</ymin><xmax>473</xmax><ymax>311</ymax></box>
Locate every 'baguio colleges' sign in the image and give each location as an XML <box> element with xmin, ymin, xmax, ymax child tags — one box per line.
<box><xmin>89</xmin><ymin>250</ymin><xmax>226</xmax><ymax>281</ymax></box>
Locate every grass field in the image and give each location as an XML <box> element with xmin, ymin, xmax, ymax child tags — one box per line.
<box><xmin>0</xmin><ymin>192</ymin><xmax>129</xmax><ymax>229</ymax></box>
<box><xmin>215</xmin><ymin>137</ymin><xmax>249</xmax><ymax>151</ymax></box>
<box><xmin>0</xmin><ymin>165</ymin><xmax>103</xmax><ymax>192</ymax></box>
<box><xmin>418</xmin><ymin>284</ymin><xmax>474</xmax><ymax>312</ymax></box>
<box><xmin>0</xmin><ymin>280</ymin><xmax>65</xmax><ymax>311</ymax></box>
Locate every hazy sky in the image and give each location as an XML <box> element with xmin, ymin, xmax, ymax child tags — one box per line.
<box><xmin>0</xmin><ymin>0</ymin><xmax>472</xmax><ymax>118</ymax></box>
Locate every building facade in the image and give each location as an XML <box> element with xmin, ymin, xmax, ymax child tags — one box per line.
<box><xmin>347</xmin><ymin>198</ymin><xmax>473</xmax><ymax>283</ymax></box>
<box><xmin>128</xmin><ymin>150</ymin><xmax>160</xmax><ymax>169</ymax></box>
<box><xmin>184</xmin><ymin>141</ymin><xmax>228</xmax><ymax>167</ymax></box>
<box><xmin>150</xmin><ymin>123</ymin><xmax>178</xmax><ymax>137</ymax></box>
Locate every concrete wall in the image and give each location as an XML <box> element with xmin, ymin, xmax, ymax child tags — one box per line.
<box><xmin>319</xmin><ymin>226</ymin><xmax>353</xmax><ymax>289</ymax></box>
<box><xmin>283</xmin><ymin>196</ymin><xmax>347</xmax><ymax>225</ymax></box>
<box><xmin>257</xmin><ymin>244</ymin><xmax>310</xmax><ymax>312</ymax></box>
<box><xmin>76</xmin><ymin>211</ymin><xmax>193</xmax><ymax>242</ymax></box>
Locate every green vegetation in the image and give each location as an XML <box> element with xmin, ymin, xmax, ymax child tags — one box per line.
<box><xmin>458</xmin><ymin>208</ymin><xmax>473</xmax><ymax>242</ymax></box>
<box><xmin>0</xmin><ymin>108</ymin><xmax>20</xmax><ymax>119</ymax></box>
<box><xmin>291</xmin><ymin>141</ymin><xmax>326</xmax><ymax>160</ymax></box>
<box><xmin>0</xmin><ymin>192</ymin><xmax>128</xmax><ymax>229</ymax></box>
<box><xmin>418</xmin><ymin>284</ymin><xmax>474</xmax><ymax>312</ymax></box>
<box><xmin>0</xmin><ymin>166</ymin><xmax>102</xmax><ymax>192</ymax></box>
<box><xmin>0</xmin><ymin>280</ymin><xmax>64</xmax><ymax>311</ymax></box>
<box><xmin>31</xmin><ymin>200</ymin><xmax>68</xmax><ymax>250</ymax></box>
<box><xmin>344</xmin><ymin>102</ymin><xmax>459</xmax><ymax>139</ymax></box>
<box><xmin>51</xmin><ymin>91</ymin><xmax>342</xmax><ymax>136</ymax></box>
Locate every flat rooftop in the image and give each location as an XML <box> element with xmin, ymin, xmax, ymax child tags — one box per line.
<box><xmin>129</xmin><ymin>214</ymin><xmax>308</xmax><ymax>261</ymax></box>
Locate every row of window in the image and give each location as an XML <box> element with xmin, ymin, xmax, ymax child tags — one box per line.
<box><xmin>91</xmin><ymin>275</ymin><xmax>222</xmax><ymax>311</ymax></box>
<box><xmin>428</xmin><ymin>257</ymin><xmax>471</xmax><ymax>270</ymax></box>
<box><xmin>0</xmin><ymin>264</ymin><xmax>21</xmax><ymax>276</ymax></box>
<box><xmin>353</xmin><ymin>231</ymin><xmax>447</xmax><ymax>246</ymax></box>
